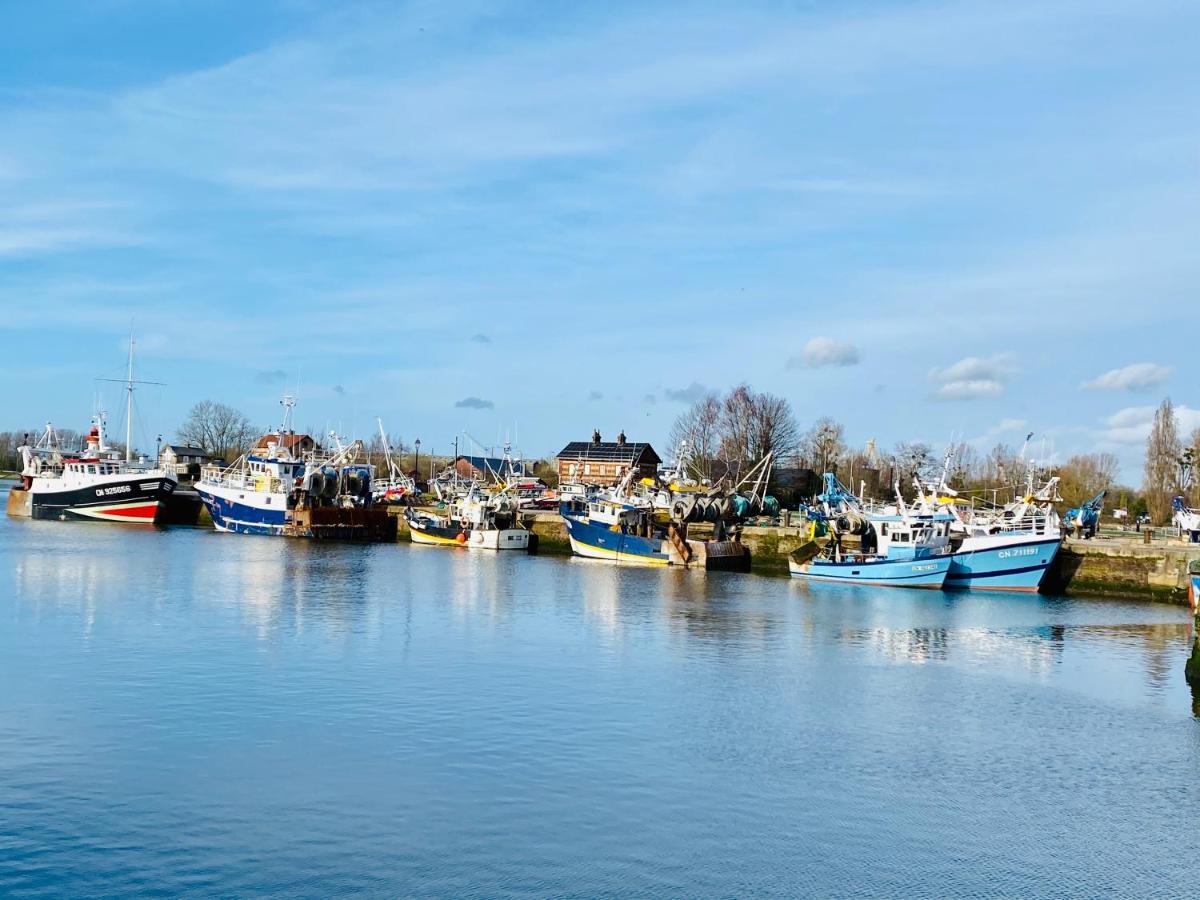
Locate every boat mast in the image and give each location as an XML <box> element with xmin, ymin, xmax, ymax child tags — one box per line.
<box><xmin>125</xmin><ymin>335</ymin><xmax>135</xmax><ymax>463</ymax></box>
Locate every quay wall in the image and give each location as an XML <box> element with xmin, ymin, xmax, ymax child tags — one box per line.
<box><xmin>396</xmin><ymin>508</ymin><xmax>1200</xmax><ymax>603</ymax></box>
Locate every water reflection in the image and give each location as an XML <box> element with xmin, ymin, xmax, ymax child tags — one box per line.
<box><xmin>837</xmin><ymin>625</ymin><xmax>1062</xmax><ymax>673</ymax></box>
<box><xmin>193</xmin><ymin>536</ymin><xmax>378</xmax><ymax>640</ymax></box>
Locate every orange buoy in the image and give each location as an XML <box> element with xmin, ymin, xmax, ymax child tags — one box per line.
<box><xmin>456</xmin><ymin>532</ymin><xmax>468</xmax><ymax>544</ymax></box>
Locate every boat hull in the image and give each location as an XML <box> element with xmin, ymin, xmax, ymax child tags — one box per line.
<box><xmin>790</xmin><ymin>554</ymin><xmax>951</xmax><ymax>588</ymax></box>
<box><xmin>195</xmin><ymin>484</ymin><xmax>287</xmax><ymax>536</ymax></box>
<box><xmin>407</xmin><ymin>514</ymin><xmax>467</xmax><ymax>546</ymax></box>
<box><xmin>563</xmin><ymin>514</ymin><xmax>670</xmax><ymax>566</ymax></box>
<box><xmin>25</xmin><ymin>476</ymin><xmax>175</xmax><ymax>524</ymax></box>
<box><xmin>406</xmin><ymin>513</ymin><xmax>529</xmax><ymax>550</ymax></box>
<box><xmin>946</xmin><ymin>535</ymin><xmax>1062</xmax><ymax>593</ymax></box>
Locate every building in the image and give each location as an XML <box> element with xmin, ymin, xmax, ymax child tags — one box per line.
<box><xmin>253</xmin><ymin>432</ymin><xmax>319</xmax><ymax>456</ymax></box>
<box><xmin>556</xmin><ymin>431</ymin><xmax>661</xmax><ymax>485</ymax></box>
<box><xmin>451</xmin><ymin>455</ymin><xmax>529</xmax><ymax>482</ymax></box>
<box><xmin>159</xmin><ymin>444</ymin><xmax>218</xmax><ymax>476</ymax></box>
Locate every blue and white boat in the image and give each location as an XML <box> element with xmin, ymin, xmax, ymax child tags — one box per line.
<box><xmin>196</xmin><ymin>398</ymin><xmax>304</xmax><ymax>535</ymax></box>
<box><xmin>790</xmin><ymin>474</ymin><xmax>952</xmax><ymax>589</ymax></box>
<box><xmin>560</xmin><ymin>454</ymin><xmax>775</xmax><ymax>570</ymax></box>
<box><xmin>196</xmin><ymin>397</ymin><xmax>393</xmax><ymax>541</ymax></box>
<box><xmin>910</xmin><ymin>453</ymin><xmax>1063</xmax><ymax>593</ymax></box>
<box><xmin>561</xmin><ymin>495</ymin><xmax>672</xmax><ymax>566</ymax></box>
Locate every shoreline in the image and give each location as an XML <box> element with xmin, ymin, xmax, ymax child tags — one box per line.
<box><xmin>5</xmin><ymin>480</ymin><xmax>1195</xmax><ymax>603</ymax></box>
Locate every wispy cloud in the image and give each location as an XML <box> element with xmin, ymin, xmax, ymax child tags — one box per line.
<box><xmin>1082</xmin><ymin>362</ymin><xmax>1172</xmax><ymax>392</ymax></box>
<box><xmin>470</xmin><ymin>333</ymin><xmax>491</xmax><ymax>344</ymax></box>
<box><xmin>588</xmin><ymin>390</ymin><xmax>603</xmax><ymax>401</ymax></box>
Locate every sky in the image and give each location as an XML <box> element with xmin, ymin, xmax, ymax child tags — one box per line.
<box><xmin>1</xmin><ymin>0</ymin><xmax>1197</xmax><ymax>479</ymax></box>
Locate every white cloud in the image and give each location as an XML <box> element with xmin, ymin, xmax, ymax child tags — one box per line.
<box><xmin>929</xmin><ymin>354</ymin><xmax>1016</xmax><ymax>401</ymax></box>
<box><xmin>934</xmin><ymin>379</ymin><xmax>1005</xmax><ymax>401</ymax></box>
<box><xmin>789</xmin><ymin>336</ymin><xmax>860</xmax><ymax>369</ymax></box>
<box><xmin>1081</xmin><ymin>362</ymin><xmax>1172</xmax><ymax>392</ymax></box>
<box><xmin>1097</xmin><ymin>404</ymin><xmax>1200</xmax><ymax>445</ymax></box>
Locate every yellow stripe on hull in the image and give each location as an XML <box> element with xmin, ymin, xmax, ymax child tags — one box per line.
<box><xmin>408</xmin><ymin>529</ymin><xmax>465</xmax><ymax>547</ymax></box>
<box><xmin>567</xmin><ymin>535</ymin><xmax>670</xmax><ymax>567</ymax></box>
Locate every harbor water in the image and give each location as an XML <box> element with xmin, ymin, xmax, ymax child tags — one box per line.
<box><xmin>2</xmin><ymin>507</ymin><xmax>1198</xmax><ymax>896</ymax></box>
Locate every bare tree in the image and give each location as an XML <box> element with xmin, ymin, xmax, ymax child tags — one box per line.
<box><xmin>178</xmin><ymin>401</ymin><xmax>258</xmax><ymax>460</ymax></box>
<box><xmin>717</xmin><ymin>384</ymin><xmax>800</xmax><ymax>464</ymax></box>
<box><xmin>946</xmin><ymin>441</ymin><xmax>980</xmax><ymax>486</ymax></box>
<box><xmin>1058</xmin><ymin>453</ymin><xmax>1119</xmax><ymax>508</ymax></box>
<box><xmin>800</xmin><ymin>417</ymin><xmax>845</xmax><ymax>475</ymax></box>
<box><xmin>892</xmin><ymin>441</ymin><xmax>934</xmax><ymax>489</ymax></box>
<box><xmin>1143</xmin><ymin>397</ymin><xmax>1181</xmax><ymax>523</ymax></box>
<box><xmin>667</xmin><ymin>391</ymin><xmax>722</xmax><ymax>478</ymax></box>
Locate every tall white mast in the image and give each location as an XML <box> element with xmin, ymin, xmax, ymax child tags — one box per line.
<box><xmin>125</xmin><ymin>334</ymin><xmax>135</xmax><ymax>463</ymax></box>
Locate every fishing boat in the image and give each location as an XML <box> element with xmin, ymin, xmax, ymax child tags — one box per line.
<box><xmin>406</xmin><ymin>485</ymin><xmax>530</xmax><ymax>550</ymax></box>
<box><xmin>9</xmin><ymin>418</ymin><xmax>177</xmax><ymax>523</ymax></box>
<box><xmin>371</xmin><ymin>418</ymin><xmax>419</xmax><ymax>505</ymax></box>
<box><xmin>908</xmin><ymin>454</ymin><xmax>1063</xmax><ymax>592</ymax></box>
<box><xmin>789</xmin><ymin>474</ymin><xmax>952</xmax><ymax>588</ymax></box>
<box><xmin>7</xmin><ymin>339</ymin><xmax>177</xmax><ymax>523</ymax></box>
<box><xmin>560</xmin><ymin>455</ymin><xmax>773</xmax><ymax>570</ymax></box>
<box><xmin>196</xmin><ymin>397</ymin><xmax>395</xmax><ymax>541</ymax></box>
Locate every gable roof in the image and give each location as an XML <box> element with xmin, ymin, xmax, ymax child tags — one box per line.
<box><xmin>254</xmin><ymin>432</ymin><xmax>318</xmax><ymax>451</ymax></box>
<box><xmin>556</xmin><ymin>441</ymin><xmax>661</xmax><ymax>466</ymax></box>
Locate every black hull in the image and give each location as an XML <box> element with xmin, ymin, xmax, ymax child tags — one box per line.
<box><xmin>30</xmin><ymin>477</ymin><xmax>176</xmax><ymax>523</ymax></box>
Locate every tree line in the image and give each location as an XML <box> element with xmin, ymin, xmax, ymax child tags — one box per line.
<box><xmin>665</xmin><ymin>385</ymin><xmax>1187</xmax><ymax>518</ymax></box>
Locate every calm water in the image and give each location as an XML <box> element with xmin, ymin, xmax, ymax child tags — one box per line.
<box><xmin>2</xmin><ymin>504</ymin><xmax>1199</xmax><ymax>897</ymax></box>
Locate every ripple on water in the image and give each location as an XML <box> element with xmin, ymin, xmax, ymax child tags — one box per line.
<box><xmin>1</xmin><ymin>511</ymin><xmax>1199</xmax><ymax>897</ymax></box>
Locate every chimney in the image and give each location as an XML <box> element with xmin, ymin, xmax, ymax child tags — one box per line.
<box><xmin>617</xmin><ymin>430</ymin><xmax>626</xmax><ymax>446</ymax></box>
<box><xmin>592</xmin><ymin>429</ymin><xmax>601</xmax><ymax>445</ymax></box>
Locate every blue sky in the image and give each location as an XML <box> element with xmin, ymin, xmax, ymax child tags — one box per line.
<box><xmin>2</xmin><ymin>0</ymin><xmax>1197</xmax><ymax>478</ymax></box>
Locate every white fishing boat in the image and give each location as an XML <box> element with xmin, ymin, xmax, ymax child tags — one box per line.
<box><xmin>406</xmin><ymin>484</ymin><xmax>530</xmax><ymax>550</ymax></box>
<box><xmin>7</xmin><ymin>338</ymin><xmax>177</xmax><ymax>523</ymax></box>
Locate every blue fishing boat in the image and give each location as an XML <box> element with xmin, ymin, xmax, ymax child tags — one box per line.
<box><xmin>560</xmin><ymin>454</ymin><xmax>776</xmax><ymax>571</ymax></box>
<box><xmin>561</xmin><ymin>498</ymin><xmax>671</xmax><ymax>566</ymax></box>
<box><xmin>789</xmin><ymin>552</ymin><xmax>951</xmax><ymax>588</ymax></box>
<box><xmin>906</xmin><ymin>451</ymin><xmax>1063</xmax><ymax>592</ymax></box>
<box><xmin>196</xmin><ymin>397</ymin><xmax>394</xmax><ymax>541</ymax></box>
<box><xmin>790</xmin><ymin>474</ymin><xmax>952</xmax><ymax>589</ymax></box>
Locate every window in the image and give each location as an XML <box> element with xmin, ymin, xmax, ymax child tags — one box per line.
<box><xmin>87</xmin><ymin>465</ymin><xmax>97</xmax><ymax>474</ymax></box>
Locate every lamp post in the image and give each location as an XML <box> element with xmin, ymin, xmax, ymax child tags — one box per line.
<box><xmin>414</xmin><ymin>438</ymin><xmax>421</xmax><ymax>487</ymax></box>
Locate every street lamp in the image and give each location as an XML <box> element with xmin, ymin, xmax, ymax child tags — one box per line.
<box><xmin>414</xmin><ymin>438</ymin><xmax>421</xmax><ymax>485</ymax></box>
